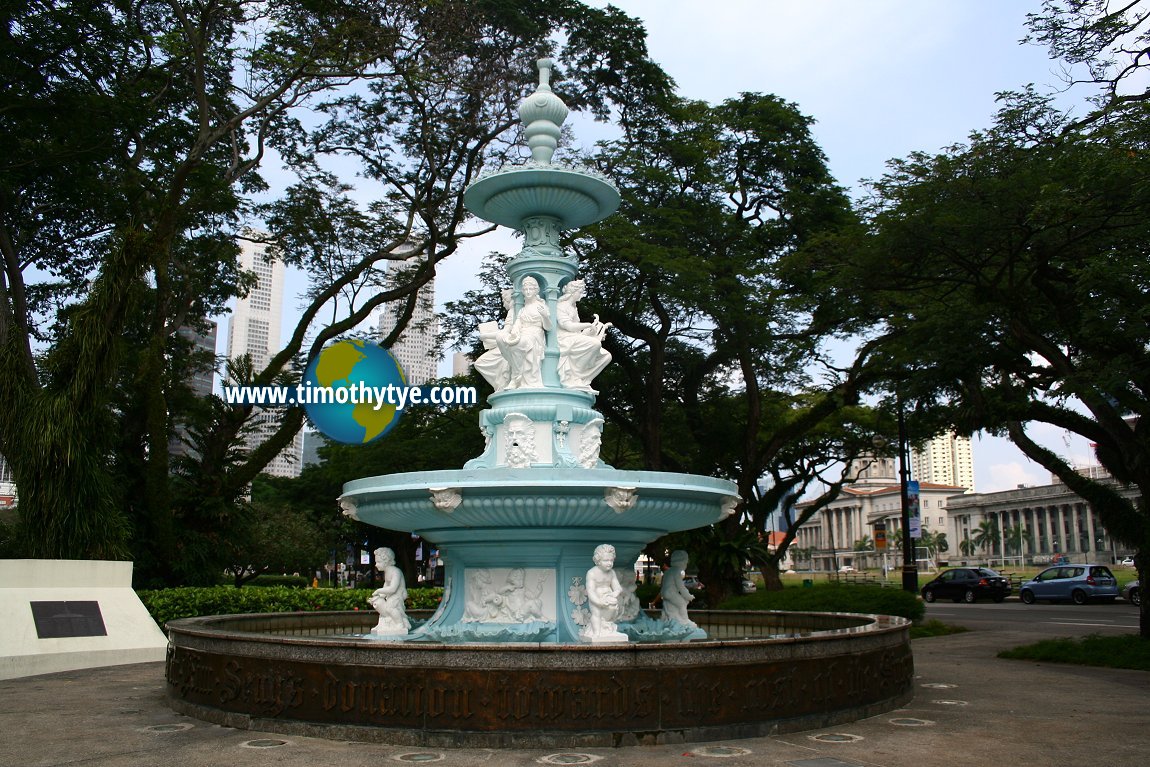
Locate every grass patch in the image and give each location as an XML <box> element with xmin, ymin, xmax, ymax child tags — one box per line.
<box><xmin>998</xmin><ymin>633</ymin><xmax>1150</xmax><ymax>671</ymax></box>
<box><xmin>910</xmin><ymin>619</ymin><xmax>969</xmax><ymax>639</ymax></box>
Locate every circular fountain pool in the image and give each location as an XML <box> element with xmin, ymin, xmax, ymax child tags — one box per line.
<box><xmin>165</xmin><ymin>609</ymin><xmax>913</xmax><ymax>747</ymax></box>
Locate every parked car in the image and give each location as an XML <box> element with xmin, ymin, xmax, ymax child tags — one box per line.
<box><xmin>1124</xmin><ymin>579</ymin><xmax>1141</xmax><ymax>606</ymax></box>
<box><xmin>920</xmin><ymin>567</ymin><xmax>1012</xmax><ymax>603</ymax></box>
<box><xmin>1019</xmin><ymin>564</ymin><xmax>1119</xmax><ymax>605</ymax></box>
<box><xmin>740</xmin><ymin>578</ymin><xmax>758</xmax><ymax>594</ymax></box>
<box><xmin>1120</xmin><ymin>556</ymin><xmax>1135</xmax><ymax>567</ymax></box>
<box><xmin>682</xmin><ymin>575</ymin><xmax>704</xmax><ymax>591</ymax></box>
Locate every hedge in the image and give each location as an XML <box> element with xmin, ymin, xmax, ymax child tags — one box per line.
<box><xmin>138</xmin><ymin>585</ymin><xmax>444</xmax><ymax>628</ymax></box>
<box><xmin>139</xmin><ymin>581</ymin><xmax>922</xmax><ymax>628</ymax></box>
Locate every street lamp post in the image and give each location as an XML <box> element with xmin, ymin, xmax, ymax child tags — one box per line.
<box><xmin>898</xmin><ymin>404</ymin><xmax>919</xmax><ymax>593</ymax></box>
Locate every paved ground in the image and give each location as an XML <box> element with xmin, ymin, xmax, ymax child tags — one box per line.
<box><xmin>2</xmin><ymin>628</ymin><xmax>1149</xmax><ymax>767</ymax></box>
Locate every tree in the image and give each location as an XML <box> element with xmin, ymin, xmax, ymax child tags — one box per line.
<box><xmin>1024</xmin><ymin>0</ymin><xmax>1150</xmax><ymax>127</ymax></box>
<box><xmin>0</xmin><ymin>0</ymin><xmax>671</xmax><ymax>583</ymax></box>
<box><xmin>919</xmin><ymin>530</ymin><xmax>949</xmax><ymax>562</ymax></box>
<box><xmin>807</xmin><ymin>88</ymin><xmax>1150</xmax><ymax>632</ymax></box>
<box><xmin>1002</xmin><ymin>524</ymin><xmax>1033</xmax><ymax>560</ymax></box>
<box><xmin>959</xmin><ymin>537</ymin><xmax>977</xmax><ymax>558</ymax></box>
<box><xmin>972</xmin><ymin>520</ymin><xmax>1002</xmax><ymax>562</ymax></box>
<box><xmin>567</xmin><ymin>93</ymin><xmax>871</xmax><ymax>602</ymax></box>
<box><xmin>221</xmin><ymin>499</ymin><xmax>329</xmax><ymax>588</ymax></box>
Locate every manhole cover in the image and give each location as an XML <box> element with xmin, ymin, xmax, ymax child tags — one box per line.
<box><xmin>932</xmin><ymin>699</ymin><xmax>968</xmax><ymax>706</ymax></box>
<box><xmin>789</xmin><ymin>759</ymin><xmax>864</xmax><ymax>767</ymax></box>
<box><xmin>141</xmin><ymin>724</ymin><xmax>194</xmax><ymax>733</ymax></box>
<box><xmin>539</xmin><ymin>755</ymin><xmax>602</xmax><ymax>765</ymax></box>
<box><xmin>690</xmin><ymin>745</ymin><xmax>752</xmax><ymax>757</ymax></box>
<box><xmin>808</xmin><ymin>733</ymin><xmax>863</xmax><ymax>743</ymax></box>
<box><xmin>393</xmin><ymin>754</ymin><xmax>445</xmax><ymax>763</ymax></box>
<box><xmin>921</xmin><ymin>682</ymin><xmax>957</xmax><ymax>689</ymax></box>
<box><xmin>889</xmin><ymin>717</ymin><xmax>934</xmax><ymax>727</ymax></box>
<box><xmin>241</xmin><ymin>739</ymin><xmax>288</xmax><ymax>748</ymax></box>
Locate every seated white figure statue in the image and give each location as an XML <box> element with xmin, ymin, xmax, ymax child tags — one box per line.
<box><xmin>583</xmin><ymin>544</ymin><xmax>627</xmax><ymax>642</ymax></box>
<box><xmin>556</xmin><ymin>280</ymin><xmax>611</xmax><ymax>391</ymax></box>
<box><xmin>473</xmin><ymin>289</ymin><xmax>512</xmax><ymax>392</ymax></box>
<box><xmin>496</xmin><ymin>276</ymin><xmax>551</xmax><ymax>389</ymax></box>
<box><xmin>367</xmin><ymin>547</ymin><xmax>410</xmax><ymax>635</ymax></box>
<box><xmin>659</xmin><ymin>549</ymin><xmax>697</xmax><ymax>628</ymax></box>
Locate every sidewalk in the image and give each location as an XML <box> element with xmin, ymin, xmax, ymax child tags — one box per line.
<box><xmin>2</xmin><ymin>628</ymin><xmax>1148</xmax><ymax>767</ymax></box>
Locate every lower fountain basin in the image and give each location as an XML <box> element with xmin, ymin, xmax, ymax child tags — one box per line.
<box><xmin>166</xmin><ymin>609</ymin><xmax>913</xmax><ymax>747</ymax></box>
<box><xmin>340</xmin><ymin>468</ymin><xmax>740</xmax><ymax>643</ymax></box>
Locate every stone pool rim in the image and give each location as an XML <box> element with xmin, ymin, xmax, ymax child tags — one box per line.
<box><xmin>165</xmin><ymin>609</ymin><xmax>914</xmax><ymax>748</ymax></box>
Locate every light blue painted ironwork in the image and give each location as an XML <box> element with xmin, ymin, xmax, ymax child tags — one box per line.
<box><xmin>342</xmin><ymin>59</ymin><xmax>738</xmax><ymax>644</ymax></box>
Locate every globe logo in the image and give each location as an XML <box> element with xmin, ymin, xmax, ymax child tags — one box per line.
<box><xmin>302</xmin><ymin>339</ymin><xmax>407</xmax><ymax>444</ymax></box>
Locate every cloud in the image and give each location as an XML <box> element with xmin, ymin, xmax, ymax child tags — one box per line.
<box><xmin>986</xmin><ymin>461</ymin><xmax>1045</xmax><ymax>491</ymax></box>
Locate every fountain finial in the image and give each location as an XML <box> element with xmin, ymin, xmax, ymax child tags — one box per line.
<box><xmin>519</xmin><ymin>57</ymin><xmax>569</xmax><ymax>164</ymax></box>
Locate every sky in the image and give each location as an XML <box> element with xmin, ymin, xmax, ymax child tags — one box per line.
<box><xmin>250</xmin><ymin>0</ymin><xmax>1101</xmax><ymax>493</ymax></box>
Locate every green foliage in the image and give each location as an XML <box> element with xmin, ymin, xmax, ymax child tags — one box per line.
<box><xmin>0</xmin><ymin>0</ymin><xmax>673</xmax><ymax>586</ymax></box>
<box><xmin>138</xmin><ymin>585</ymin><xmax>443</xmax><ymax>627</ymax></box>
<box><xmin>999</xmin><ymin>633</ymin><xmax>1150</xmax><ymax>671</ymax></box>
<box><xmin>719</xmin><ymin>583</ymin><xmax>926</xmax><ymax>622</ymax></box>
<box><xmin>248</xmin><ymin>575</ymin><xmax>312</xmax><ymax>589</ymax></box>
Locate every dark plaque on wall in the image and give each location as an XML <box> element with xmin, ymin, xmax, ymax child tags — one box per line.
<box><xmin>30</xmin><ymin>601</ymin><xmax>108</xmax><ymax>639</ymax></box>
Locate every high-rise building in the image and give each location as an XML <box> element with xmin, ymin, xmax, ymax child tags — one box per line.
<box><xmin>0</xmin><ymin>451</ymin><xmax>15</xmax><ymax>510</ymax></box>
<box><xmin>227</xmin><ymin>236</ymin><xmax>303</xmax><ymax>478</ymax></box>
<box><xmin>169</xmin><ymin>321</ymin><xmax>219</xmax><ymax>461</ymax></box>
<box><xmin>452</xmin><ymin>351</ymin><xmax>473</xmax><ymax>377</ymax></box>
<box><xmin>377</xmin><ymin>257</ymin><xmax>439</xmax><ymax>386</ymax></box>
<box><xmin>913</xmin><ymin>432</ymin><xmax>974</xmax><ymax>491</ymax></box>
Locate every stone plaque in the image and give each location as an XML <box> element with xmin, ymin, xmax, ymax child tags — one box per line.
<box><xmin>30</xmin><ymin>601</ymin><xmax>108</xmax><ymax>639</ymax></box>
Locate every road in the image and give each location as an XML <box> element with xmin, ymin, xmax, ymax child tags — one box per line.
<box><xmin>924</xmin><ymin>598</ymin><xmax>1141</xmax><ymax>636</ymax></box>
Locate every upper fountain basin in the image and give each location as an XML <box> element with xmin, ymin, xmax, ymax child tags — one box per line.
<box><xmin>464</xmin><ymin>164</ymin><xmax>620</xmax><ymax>230</ymax></box>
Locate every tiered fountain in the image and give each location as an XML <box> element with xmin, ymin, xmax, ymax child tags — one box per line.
<box><xmin>165</xmin><ymin>60</ymin><xmax>913</xmax><ymax>747</ymax></box>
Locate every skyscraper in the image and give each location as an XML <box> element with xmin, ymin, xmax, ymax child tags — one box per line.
<box><xmin>227</xmin><ymin>236</ymin><xmax>303</xmax><ymax>478</ymax></box>
<box><xmin>0</xmin><ymin>452</ymin><xmax>15</xmax><ymax>510</ymax></box>
<box><xmin>377</xmin><ymin>257</ymin><xmax>439</xmax><ymax>386</ymax></box>
<box><xmin>169</xmin><ymin>321</ymin><xmax>218</xmax><ymax>461</ymax></box>
<box><xmin>912</xmin><ymin>432</ymin><xmax>975</xmax><ymax>491</ymax></box>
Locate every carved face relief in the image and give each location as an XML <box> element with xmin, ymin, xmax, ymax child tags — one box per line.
<box><xmin>339</xmin><ymin>496</ymin><xmax>359</xmax><ymax>520</ymax></box>
<box><xmin>604</xmin><ymin>486</ymin><xmax>638</xmax><ymax>513</ymax></box>
<box><xmin>429</xmin><ymin>487</ymin><xmax>463</xmax><ymax>513</ymax></box>
<box><xmin>721</xmin><ymin>497</ymin><xmax>739</xmax><ymax>519</ymax></box>
<box><xmin>504</xmin><ymin>413</ymin><xmax>537</xmax><ymax>468</ymax></box>
<box><xmin>578</xmin><ymin>421</ymin><xmax>604</xmax><ymax>469</ymax></box>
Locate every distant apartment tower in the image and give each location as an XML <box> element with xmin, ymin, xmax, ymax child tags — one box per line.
<box><xmin>227</xmin><ymin>236</ymin><xmax>303</xmax><ymax>478</ymax></box>
<box><xmin>169</xmin><ymin>321</ymin><xmax>219</xmax><ymax>460</ymax></box>
<box><xmin>913</xmin><ymin>432</ymin><xmax>974</xmax><ymax>491</ymax></box>
<box><xmin>377</xmin><ymin>258</ymin><xmax>438</xmax><ymax>386</ymax></box>
<box><xmin>0</xmin><ymin>451</ymin><xmax>15</xmax><ymax>509</ymax></box>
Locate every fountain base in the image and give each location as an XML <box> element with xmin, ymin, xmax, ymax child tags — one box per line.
<box><xmin>166</xmin><ymin>610</ymin><xmax>913</xmax><ymax>748</ymax></box>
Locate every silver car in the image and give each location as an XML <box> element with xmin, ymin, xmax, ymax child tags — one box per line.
<box><xmin>1124</xmin><ymin>579</ymin><xmax>1141</xmax><ymax>606</ymax></box>
<box><xmin>1019</xmin><ymin>564</ymin><xmax>1119</xmax><ymax>605</ymax></box>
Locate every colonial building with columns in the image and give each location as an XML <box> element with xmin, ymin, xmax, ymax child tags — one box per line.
<box><xmin>793</xmin><ymin>456</ymin><xmax>1137</xmax><ymax>571</ymax></box>
<box><xmin>945</xmin><ymin>472</ymin><xmax>1136</xmax><ymax>566</ymax></box>
<box><xmin>793</xmin><ymin>455</ymin><xmax>966</xmax><ymax>573</ymax></box>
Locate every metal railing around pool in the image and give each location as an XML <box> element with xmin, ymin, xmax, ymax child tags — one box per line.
<box><xmin>178</xmin><ymin>608</ymin><xmax>887</xmax><ymax>643</ymax></box>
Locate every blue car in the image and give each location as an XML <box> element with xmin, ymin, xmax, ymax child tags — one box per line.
<box><xmin>1019</xmin><ymin>564</ymin><xmax>1119</xmax><ymax>605</ymax></box>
